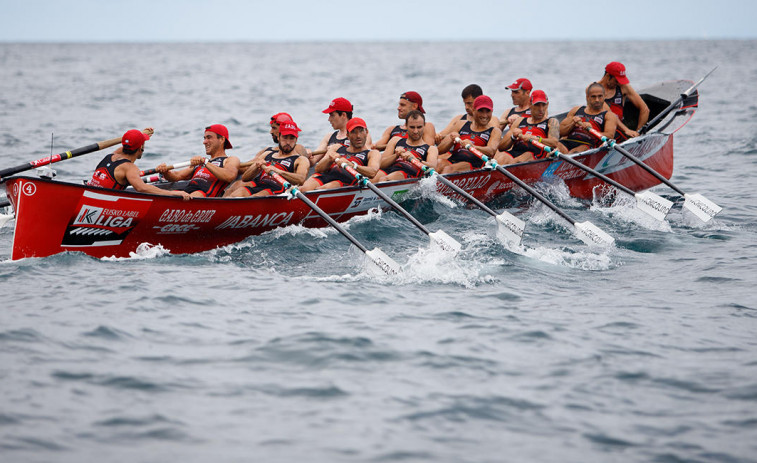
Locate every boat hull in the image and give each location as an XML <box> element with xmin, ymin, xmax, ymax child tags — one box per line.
<box><xmin>2</xmin><ymin>132</ymin><xmax>674</xmax><ymax>260</ymax></box>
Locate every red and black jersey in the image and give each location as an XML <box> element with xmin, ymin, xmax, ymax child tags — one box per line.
<box><xmin>385</xmin><ymin>139</ymin><xmax>431</xmax><ymax>178</ymax></box>
<box><xmin>88</xmin><ymin>153</ymin><xmax>130</xmax><ymax>190</ymax></box>
<box><xmin>388</xmin><ymin>125</ymin><xmax>407</xmax><ymax>139</ymax></box>
<box><xmin>327</xmin><ymin>130</ymin><xmax>349</xmax><ymax>147</ymax></box>
<box><xmin>565</xmin><ymin>106</ymin><xmax>607</xmax><ymax>146</ymax></box>
<box><xmin>510</xmin><ymin>118</ymin><xmax>552</xmax><ymax>159</ymax></box>
<box><xmin>184</xmin><ymin>156</ymin><xmax>229</xmax><ymax>197</ymax></box>
<box><xmin>605</xmin><ymin>86</ymin><xmax>624</xmax><ymax>119</ymax></box>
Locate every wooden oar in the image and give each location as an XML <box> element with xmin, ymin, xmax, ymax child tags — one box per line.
<box><xmin>455</xmin><ymin>138</ymin><xmax>614</xmax><ymax>247</ymax></box>
<box><xmin>336</xmin><ymin>159</ymin><xmax>462</xmax><ymax>254</ymax></box>
<box><xmin>267</xmin><ymin>171</ymin><xmax>401</xmax><ymax>276</ymax></box>
<box><xmin>587</xmin><ymin>127</ymin><xmax>721</xmax><ymax>222</ymax></box>
<box><xmin>528</xmin><ymin>139</ymin><xmax>673</xmax><ymax>221</ymax></box>
<box><xmin>405</xmin><ymin>156</ymin><xmax>525</xmax><ymax>245</ymax></box>
<box><xmin>641</xmin><ymin>67</ymin><xmax>716</xmax><ymax>135</ymax></box>
<box><xmin>0</xmin><ymin>128</ymin><xmax>153</xmax><ymax>181</ymax></box>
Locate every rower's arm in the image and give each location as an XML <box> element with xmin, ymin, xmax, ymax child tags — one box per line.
<box><xmin>424</xmin><ymin>146</ymin><xmax>439</xmax><ymax>170</ymax></box>
<box><xmin>379</xmin><ymin>137</ymin><xmax>401</xmax><ymax>169</ymax></box>
<box><xmin>559</xmin><ymin>108</ymin><xmax>579</xmax><ymax>137</ymax></box>
<box><xmin>603</xmin><ymin>112</ymin><xmax>619</xmax><ymax>140</ymax></box>
<box><xmin>204</xmin><ymin>156</ymin><xmax>240</xmax><ymax>184</ymax></box>
<box><xmin>476</xmin><ymin>127</ymin><xmax>501</xmax><ymax>157</ymax></box>
<box><xmin>270</xmin><ymin>157</ymin><xmax>308</xmax><ymax>186</ymax></box>
<box><xmin>355</xmin><ymin>150</ymin><xmax>381</xmax><ymax>179</ymax></box>
<box><xmin>422</xmin><ymin>122</ymin><xmax>437</xmax><ymax>146</ymax></box>
<box><xmin>436</xmin><ymin>114</ymin><xmax>463</xmax><ymax>144</ymax></box>
<box><xmin>541</xmin><ymin>118</ymin><xmax>562</xmax><ymax>149</ymax></box>
<box><xmin>624</xmin><ymin>85</ymin><xmax>650</xmax><ymax>130</ymax></box>
<box><xmin>123</xmin><ymin>164</ymin><xmax>190</xmax><ymax>199</ymax></box>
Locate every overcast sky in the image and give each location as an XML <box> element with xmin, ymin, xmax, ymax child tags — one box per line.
<box><xmin>1</xmin><ymin>0</ymin><xmax>755</xmax><ymax>42</ymax></box>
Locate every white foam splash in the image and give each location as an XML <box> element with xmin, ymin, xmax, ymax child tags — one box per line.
<box><xmin>101</xmin><ymin>242</ymin><xmax>171</xmax><ymax>261</ymax></box>
<box><xmin>590</xmin><ymin>187</ymin><xmax>673</xmax><ymax>232</ymax></box>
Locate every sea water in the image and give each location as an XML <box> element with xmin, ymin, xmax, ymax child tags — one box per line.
<box><xmin>1</xmin><ymin>40</ymin><xmax>756</xmax><ymax>462</ymax></box>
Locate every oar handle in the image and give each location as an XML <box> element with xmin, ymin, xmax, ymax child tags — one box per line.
<box><xmin>139</xmin><ymin>160</ymin><xmax>192</xmax><ymax>177</ymax></box>
<box><xmin>0</xmin><ymin>128</ymin><xmax>153</xmax><ymax>180</ymax></box>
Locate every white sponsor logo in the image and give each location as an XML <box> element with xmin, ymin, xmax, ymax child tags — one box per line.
<box><xmin>215</xmin><ymin>211</ymin><xmax>295</xmax><ymax>230</ymax></box>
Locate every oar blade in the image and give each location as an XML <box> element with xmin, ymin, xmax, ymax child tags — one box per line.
<box><xmin>683</xmin><ymin>193</ymin><xmax>722</xmax><ymax>222</ymax></box>
<box><xmin>428</xmin><ymin>230</ymin><xmax>462</xmax><ymax>255</ymax></box>
<box><xmin>574</xmin><ymin>221</ymin><xmax>615</xmax><ymax>247</ymax></box>
<box><xmin>365</xmin><ymin>248</ymin><xmax>402</xmax><ymax>276</ymax></box>
<box><xmin>495</xmin><ymin>211</ymin><xmax>525</xmax><ymax>245</ymax></box>
<box><xmin>635</xmin><ymin>190</ymin><xmax>673</xmax><ymax>221</ymax></box>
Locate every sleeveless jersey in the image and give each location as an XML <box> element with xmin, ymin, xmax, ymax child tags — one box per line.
<box><xmin>605</xmin><ymin>86</ymin><xmax>624</xmax><ymax>119</ymax></box>
<box><xmin>185</xmin><ymin>156</ymin><xmax>229</xmax><ymax>197</ymax></box>
<box><xmin>388</xmin><ymin>125</ymin><xmax>407</xmax><ymax>139</ymax></box>
<box><xmin>386</xmin><ymin>138</ymin><xmax>431</xmax><ymax>177</ymax></box>
<box><xmin>511</xmin><ymin>118</ymin><xmax>551</xmax><ymax>159</ymax></box>
<box><xmin>566</xmin><ymin>106</ymin><xmax>607</xmax><ymax>146</ymax></box>
<box><xmin>448</xmin><ymin>121</ymin><xmax>493</xmax><ymax>168</ymax></box>
<box><xmin>244</xmin><ymin>151</ymin><xmax>300</xmax><ymax>196</ymax></box>
<box><xmin>336</xmin><ymin>145</ymin><xmax>370</xmax><ymax>167</ymax></box>
<box><xmin>88</xmin><ymin>153</ymin><xmax>130</xmax><ymax>190</ymax></box>
<box><xmin>505</xmin><ymin>107</ymin><xmax>531</xmax><ymax>121</ymax></box>
<box><xmin>327</xmin><ymin>130</ymin><xmax>349</xmax><ymax>147</ymax></box>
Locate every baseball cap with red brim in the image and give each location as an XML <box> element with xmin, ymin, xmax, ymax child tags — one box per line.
<box><xmin>278</xmin><ymin>121</ymin><xmax>301</xmax><ymax>138</ymax></box>
<box><xmin>206</xmin><ymin>124</ymin><xmax>233</xmax><ymax>149</ymax></box>
<box><xmin>530</xmin><ymin>90</ymin><xmax>549</xmax><ymax>104</ymax></box>
<box><xmin>506</xmin><ymin>78</ymin><xmax>533</xmax><ymax>91</ymax></box>
<box><xmin>322</xmin><ymin>97</ymin><xmax>353</xmax><ymax>113</ymax></box>
<box><xmin>346</xmin><ymin>117</ymin><xmax>367</xmax><ymax>132</ymax></box>
<box><xmin>270</xmin><ymin>112</ymin><xmax>293</xmax><ymax>125</ymax></box>
<box><xmin>122</xmin><ymin>129</ymin><xmax>150</xmax><ymax>151</ymax></box>
<box><xmin>473</xmin><ymin>95</ymin><xmax>494</xmax><ymax>111</ymax></box>
<box><xmin>605</xmin><ymin>61</ymin><xmax>630</xmax><ymax>85</ymax></box>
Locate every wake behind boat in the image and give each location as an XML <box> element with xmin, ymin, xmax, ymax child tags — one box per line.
<box><xmin>0</xmin><ymin>79</ymin><xmax>708</xmax><ymax>261</ymax></box>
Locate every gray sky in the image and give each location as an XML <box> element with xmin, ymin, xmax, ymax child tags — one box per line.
<box><xmin>1</xmin><ymin>0</ymin><xmax>755</xmax><ymax>42</ymax></box>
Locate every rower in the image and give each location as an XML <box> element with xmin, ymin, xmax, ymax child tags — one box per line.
<box><xmin>499</xmin><ymin>78</ymin><xmax>532</xmax><ymax>133</ymax></box>
<box><xmin>300</xmin><ymin>118</ymin><xmax>380</xmax><ymax>192</ymax></box>
<box><xmin>225</xmin><ymin>121</ymin><xmax>309</xmax><ymax>197</ymax></box>
<box><xmin>558</xmin><ymin>82</ymin><xmax>618</xmax><ymax>153</ymax></box>
<box><xmin>372</xmin><ymin>91</ymin><xmax>436</xmax><ymax>151</ymax></box>
<box><xmin>372</xmin><ymin>110</ymin><xmax>439</xmax><ymax>183</ymax></box>
<box><xmin>156</xmin><ymin>124</ymin><xmax>240</xmax><ymax>197</ymax></box>
<box><xmin>436</xmin><ymin>84</ymin><xmax>492</xmax><ymax>144</ymax></box>
<box><xmin>314</xmin><ymin>97</ymin><xmax>372</xmax><ymax>165</ymax></box>
<box><xmin>88</xmin><ymin>129</ymin><xmax>190</xmax><ymax>199</ymax></box>
<box><xmin>495</xmin><ymin>90</ymin><xmax>564</xmax><ymax>165</ymax></box>
<box><xmin>436</xmin><ymin>95</ymin><xmax>502</xmax><ymax>174</ymax></box>
<box><xmin>600</xmin><ymin>61</ymin><xmax>650</xmax><ymax>139</ymax></box>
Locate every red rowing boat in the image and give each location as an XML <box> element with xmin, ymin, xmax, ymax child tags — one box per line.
<box><xmin>1</xmin><ymin>80</ymin><xmax>698</xmax><ymax>260</ymax></box>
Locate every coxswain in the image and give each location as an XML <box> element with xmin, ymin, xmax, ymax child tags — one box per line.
<box><xmin>226</xmin><ymin>121</ymin><xmax>309</xmax><ymax>197</ymax></box>
<box><xmin>156</xmin><ymin>124</ymin><xmax>240</xmax><ymax>197</ymax></box>
<box><xmin>372</xmin><ymin>110</ymin><xmax>438</xmax><ymax>183</ymax></box>
<box><xmin>300</xmin><ymin>118</ymin><xmax>380</xmax><ymax>192</ymax></box>
<box><xmin>88</xmin><ymin>129</ymin><xmax>190</xmax><ymax>199</ymax></box>
<box><xmin>495</xmin><ymin>90</ymin><xmax>564</xmax><ymax>165</ymax></box>
<box><xmin>499</xmin><ymin>78</ymin><xmax>532</xmax><ymax>132</ymax></box>
<box><xmin>373</xmin><ymin>91</ymin><xmax>436</xmax><ymax>151</ymax></box>
<box><xmin>600</xmin><ymin>61</ymin><xmax>650</xmax><ymax>138</ymax></box>
<box><xmin>436</xmin><ymin>95</ymin><xmax>502</xmax><ymax>174</ymax></box>
<box><xmin>558</xmin><ymin>82</ymin><xmax>618</xmax><ymax>153</ymax></box>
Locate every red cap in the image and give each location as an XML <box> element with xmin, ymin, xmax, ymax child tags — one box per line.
<box><xmin>506</xmin><ymin>78</ymin><xmax>533</xmax><ymax>91</ymax></box>
<box><xmin>400</xmin><ymin>91</ymin><xmax>425</xmax><ymax>113</ymax></box>
<box><xmin>278</xmin><ymin>121</ymin><xmax>301</xmax><ymax>138</ymax></box>
<box><xmin>121</xmin><ymin>129</ymin><xmax>150</xmax><ymax>151</ymax></box>
<box><xmin>473</xmin><ymin>95</ymin><xmax>493</xmax><ymax>111</ymax></box>
<box><xmin>206</xmin><ymin>124</ymin><xmax>232</xmax><ymax>149</ymax></box>
<box><xmin>346</xmin><ymin>117</ymin><xmax>367</xmax><ymax>132</ymax></box>
<box><xmin>322</xmin><ymin>97</ymin><xmax>353</xmax><ymax>113</ymax></box>
<box><xmin>530</xmin><ymin>90</ymin><xmax>548</xmax><ymax>104</ymax></box>
<box><xmin>270</xmin><ymin>112</ymin><xmax>293</xmax><ymax>125</ymax></box>
<box><xmin>605</xmin><ymin>61</ymin><xmax>629</xmax><ymax>85</ymax></box>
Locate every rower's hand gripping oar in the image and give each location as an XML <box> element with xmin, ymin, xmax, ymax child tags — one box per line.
<box><xmin>588</xmin><ymin>127</ymin><xmax>721</xmax><ymax>222</ymax></box>
<box><xmin>336</xmin><ymin>158</ymin><xmax>462</xmax><ymax>254</ymax></box>
<box><xmin>139</xmin><ymin>160</ymin><xmax>192</xmax><ymax>178</ymax></box>
<box><xmin>0</xmin><ymin>128</ymin><xmax>154</xmax><ymax>182</ymax></box>
<box><xmin>406</xmin><ymin>156</ymin><xmax>525</xmax><ymax>245</ymax></box>
<box><xmin>267</xmin><ymin>170</ymin><xmax>401</xmax><ymax>276</ymax></box>
<box><xmin>455</xmin><ymin>137</ymin><xmax>615</xmax><ymax>247</ymax></box>
<box><xmin>528</xmin><ymin>138</ymin><xmax>673</xmax><ymax>221</ymax></box>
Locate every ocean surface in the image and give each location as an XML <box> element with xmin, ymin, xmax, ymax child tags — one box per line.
<box><xmin>1</xmin><ymin>40</ymin><xmax>756</xmax><ymax>462</ymax></box>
